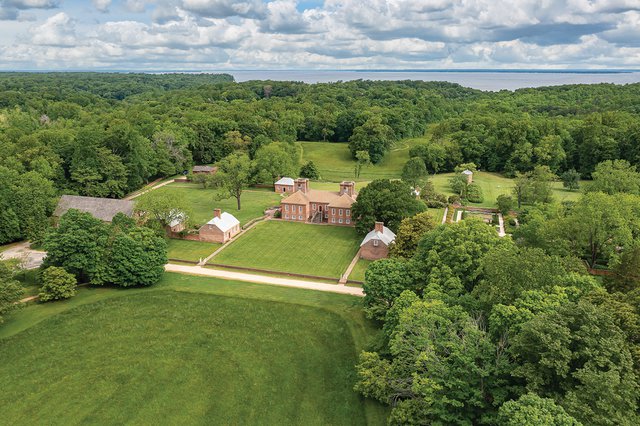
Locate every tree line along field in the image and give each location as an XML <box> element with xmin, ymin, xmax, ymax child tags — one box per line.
<box><xmin>300</xmin><ymin>141</ymin><xmax>582</xmax><ymax>208</ymax></box>
<box><xmin>0</xmin><ymin>273</ymin><xmax>388</xmax><ymax>425</ymax></box>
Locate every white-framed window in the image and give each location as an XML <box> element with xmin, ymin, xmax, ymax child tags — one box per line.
<box><xmin>312</xmin><ymin>203</ymin><xmax>316</xmax><ymax>210</ymax></box>
<box><xmin>332</xmin><ymin>208</ymin><xmax>336</xmax><ymax>215</ymax></box>
<box><xmin>373</xmin><ymin>240</ymin><xmax>379</xmax><ymax>247</ymax></box>
<box><xmin>298</xmin><ymin>206</ymin><xmax>303</xmax><ymax>213</ymax></box>
<box><xmin>285</xmin><ymin>214</ymin><xmax>289</xmax><ymax>219</ymax></box>
<box><xmin>298</xmin><ymin>215</ymin><xmax>303</xmax><ymax>220</ymax></box>
<box><xmin>346</xmin><ymin>219</ymin><xmax>350</xmax><ymax>224</ymax></box>
<box><xmin>339</xmin><ymin>218</ymin><xmax>343</xmax><ymax>224</ymax></box>
<box><xmin>339</xmin><ymin>209</ymin><xmax>343</xmax><ymax>216</ymax></box>
<box><xmin>285</xmin><ymin>205</ymin><xmax>289</xmax><ymax>211</ymax></box>
<box><xmin>331</xmin><ymin>218</ymin><xmax>336</xmax><ymax>223</ymax></box>
<box><xmin>346</xmin><ymin>209</ymin><xmax>350</xmax><ymax>216</ymax></box>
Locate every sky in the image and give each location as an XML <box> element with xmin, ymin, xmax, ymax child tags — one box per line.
<box><xmin>0</xmin><ymin>0</ymin><xmax>639</xmax><ymax>71</ymax></box>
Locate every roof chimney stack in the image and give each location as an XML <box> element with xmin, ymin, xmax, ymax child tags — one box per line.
<box><xmin>295</xmin><ymin>178</ymin><xmax>309</xmax><ymax>193</ymax></box>
<box><xmin>214</xmin><ymin>208</ymin><xmax>221</xmax><ymax>219</ymax></box>
<box><xmin>340</xmin><ymin>181</ymin><xmax>355</xmax><ymax>197</ymax></box>
<box><xmin>374</xmin><ymin>221</ymin><xmax>384</xmax><ymax>233</ymax></box>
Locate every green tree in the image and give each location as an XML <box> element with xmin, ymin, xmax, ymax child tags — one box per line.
<box><xmin>356</xmin><ymin>298</ymin><xmax>505</xmax><ymax>425</ymax></box>
<box><xmin>299</xmin><ymin>161</ymin><xmax>320</xmax><ymax>179</ymax></box>
<box><xmin>414</xmin><ymin>218</ymin><xmax>504</xmax><ymax>298</ymax></box>
<box><xmin>43</xmin><ymin>210</ymin><xmax>110</xmax><ymax>282</ymax></box>
<box><xmin>354</xmin><ymin>150</ymin><xmax>371</xmax><ymax>179</ymax></box>
<box><xmin>362</xmin><ymin>259</ymin><xmax>416</xmax><ymax>320</ymax></box>
<box><xmin>511</xmin><ymin>300</ymin><xmax>639</xmax><ymax>426</ymax></box>
<box><xmin>348</xmin><ymin>115</ymin><xmax>394</xmax><ymax>164</ymax></box>
<box><xmin>252</xmin><ymin>142</ymin><xmax>297</xmax><ymax>184</ymax></box>
<box><xmin>401</xmin><ymin>157</ymin><xmax>428</xmax><ymax>190</ymax></box>
<box><xmin>560</xmin><ymin>169</ymin><xmax>581</xmax><ymax>191</ymax></box>
<box><xmin>211</xmin><ymin>153</ymin><xmax>252</xmax><ymax>210</ymax></box>
<box><xmin>497</xmin><ymin>194</ymin><xmax>515</xmax><ymax>215</ymax></box>
<box><xmin>497</xmin><ymin>393</ymin><xmax>582</xmax><ymax>426</ymax></box>
<box><xmin>39</xmin><ymin>266</ymin><xmax>77</xmax><ymax>302</ymax></box>
<box><xmin>351</xmin><ymin>179</ymin><xmax>425</xmax><ymax>235</ymax></box>
<box><xmin>389</xmin><ymin>211</ymin><xmax>437</xmax><ymax>259</ymax></box>
<box><xmin>0</xmin><ymin>261</ymin><xmax>23</xmax><ymax>324</ymax></box>
<box><xmin>586</xmin><ymin>159</ymin><xmax>640</xmax><ymax>195</ymax></box>
<box><xmin>409</xmin><ymin>142</ymin><xmax>447</xmax><ymax>174</ymax></box>
<box><xmin>92</xmin><ymin>223</ymin><xmax>167</xmax><ymax>288</ymax></box>
<box><xmin>466</xmin><ymin>182</ymin><xmax>484</xmax><ymax>203</ymax></box>
<box><xmin>605</xmin><ymin>242</ymin><xmax>640</xmax><ymax>294</ymax></box>
<box><xmin>135</xmin><ymin>190</ymin><xmax>192</xmax><ymax>229</ymax></box>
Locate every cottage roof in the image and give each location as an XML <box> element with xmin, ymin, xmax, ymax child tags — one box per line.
<box><xmin>168</xmin><ymin>210</ymin><xmax>187</xmax><ymax>228</ymax></box>
<box><xmin>54</xmin><ymin>195</ymin><xmax>134</xmax><ymax>222</ymax></box>
<box><xmin>275</xmin><ymin>177</ymin><xmax>295</xmax><ymax>186</ymax></box>
<box><xmin>360</xmin><ymin>226</ymin><xmax>396</xmax><ymax>247</ymax></box>
<box><xmin>206</xmin><ymin>212</ymin><xmax>240</xmax><ymax>232</ymax></box>
<box><xmin>193</xmin><ymin>165</ymin><xmax>217</xmax><ymax>173</ymax></box>
<box><xmin>462</xmin><ymin>169</ymin><xmax>473</xmax><ymax>175</ymax></box>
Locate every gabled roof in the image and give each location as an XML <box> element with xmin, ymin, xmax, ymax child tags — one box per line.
<box><xmin>193</xmin><ymin>165</ymin><xmax>217</xmax><ymax>173</ymax></box>
<box><xmin>329</xmin><ymin>193</ymin><xmax>357</xmax><ymax>208</ymax></box>
<box><xmin>275</xmin><ymin>177</ymin><xmax>294</xmax><ymax>186</ymax></box>
<box><xmin>168</xmin><ymin>210</ymin><xmax>186</xmax><ymax>228</ymax></box>
<box><xmin>360</xmin><ymin>226</ymin><xmax>396</xmax><ymax>247</ymax></box>
<box><xmin>462</xmin><ymin>169</ymin><xmax>473</xmax><ymax>175</ymax></box>
<box><xmin>54</xmin><ymin>195</ymin><xmax>134</xmax><ymax>222</ymax></box>
<box><xmin>206</xmin><ymin>212</ymin><xmax>240</xmax><ymax>232</ymax></box>
<box><xmin>281</xmin><ymin>190</ymin><xmax>310</xmax><ymax>205</ymax></box>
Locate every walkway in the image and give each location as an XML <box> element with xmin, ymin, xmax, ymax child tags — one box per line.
<box><xmin>1</xmin><ymin>242</ymin><xmax>46</xmax><ymax>269</ymax></box>
<box><xmin>125</xmin><ymin>178</ymin><xmax>176</xmax><ymax>200</ymax></box>
<box><xmin>165</xmin><ymin>263</ymin><xmax>364</xmax><ymax>297</ymax></box>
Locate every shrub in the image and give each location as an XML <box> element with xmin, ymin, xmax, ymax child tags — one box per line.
<box><xmin>448</xmin><ymin>195</ymin><xmax>461</xmax><ymax>205</ymax></box>
<box><xmin>39</xmin><ymin>266</ymin><xmax>77</xmax><ymax>302</ymax></box>
<box><xmin>466</xmin><ymin>183</ymin><xmax>484</xmax><ymax>203</ymax></box>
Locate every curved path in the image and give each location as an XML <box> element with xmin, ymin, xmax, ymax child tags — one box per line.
<box><xmin>165</xmin><ymin>263</ymin><xmax>364</xmax><ymax>297</ymax></box>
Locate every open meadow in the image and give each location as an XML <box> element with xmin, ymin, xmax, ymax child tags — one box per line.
<box><xmin>299</xmin><ymin>138</ymin><xmax>426</xmax><ymax>182</ymax></box>
<box><xmin>141</xmin><ymin>183</ymin><xmax>282</xmax><ymax>226</ymax></box>
<box><xmin>166</xmin><ymin>239</ymin><xmax>220</xmax><ymax>262</ymax></box>
<box><xmin>0</xmin><ymin>273</ymin><xmax>387</xmax><ymax>425</ymax></box>
<box><xmin>211</xmin><ymin>220</ymin><xmax>361</xmax><ymax>279</ymax></box>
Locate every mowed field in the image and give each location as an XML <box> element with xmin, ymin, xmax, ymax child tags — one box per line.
<box><xmin>211</xmin><ymin>221</ymin><xmax>361</xmax><ymax>279</ymax></box>
<box><xmin>166</xmin><ymin>239</ymin><xmax>220</xmax><ymax>262</ymax></box>
<box><xmin>299</xmin><ymin>138</ymin><xmax>425</xmax><ymax>182</ymax></box>
<box><xmin>300</xmin><ymin>141</ymin><xmax>582</xmax><ymax>208</ymax></box>
<box><xmin>0</xmin><ymin>273</ymin><xmax>387</xmax><ymax>425</ymax></box>
<box><xmin>430</xmin><ymin>172</ymin><xmax>582</xmax><ymax>207</ymax></box>
<box><xmin>142</xmin><ymin>183</ymin><xmax>282</xmax><ymax>226</ymax></box>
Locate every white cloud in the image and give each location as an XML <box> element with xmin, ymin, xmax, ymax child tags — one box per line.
<box><xmin>1</xmin><ymin>0</ymin><xmax>640</xmax><ymax>69</ymax></box>
<box><xmin>92</xmin><ymin>0</ymin><xmax>111</xmax><ymax>13</ymax></box>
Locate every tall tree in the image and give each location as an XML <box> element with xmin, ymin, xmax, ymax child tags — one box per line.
<box><xmin>351</xmin><ymin>179</ymin><xmax>425</xmax><ymax>235</ymax></box>
<box><xmin>401</xmin><ymin>157</ymin><xmax>428</xmax><ymax>190</ymax></box>
<box><xmin>211</xmin><ymin>153</ymin><xmax>252</xmax><ymax>210</ymax></box>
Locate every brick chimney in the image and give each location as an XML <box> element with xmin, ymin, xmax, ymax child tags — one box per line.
<box><xmin>214</xmin><ymin>208</ymin><xmax>221</xmax><ymax>219</ymax></box>
<box><xmin>295</xmin><ymin>178</ymin><xmax>309</xmax><ymax>193</ymax></box>
<box><xmin>374</xmin><ymin>221</ymin><xmax>384</xmax><ymax>233</ymax></box>
<box><xmin>340</xmin><ymin>181</ymin><xmax>355</xmax><ymax>197</ymax></box>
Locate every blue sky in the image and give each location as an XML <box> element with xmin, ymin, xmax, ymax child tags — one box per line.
<box><xmin>1</xmin><ymin>0</ymin><xmax>639</xmax><ymax>70</ymax></box>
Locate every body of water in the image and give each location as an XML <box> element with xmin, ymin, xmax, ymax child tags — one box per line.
<box><xmin>227</xmin><ymin>70</ymin><xmax>640</xmax><ymax>91</ymax></box>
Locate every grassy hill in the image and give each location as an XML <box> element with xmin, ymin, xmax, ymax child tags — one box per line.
<box><xmin>0</xmin><ymin>273</ymin><xmax>387</xmax><ymax>425</ymax></box>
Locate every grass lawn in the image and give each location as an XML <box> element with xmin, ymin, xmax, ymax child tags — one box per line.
<box><xmin>211</xmin><ymin>221</ymin><xmax>361</xmax><ymax>279</ymax></box>
<box><xmin>0</xmin><ymin>273</ymin><xmax>387</xmax><ymax>425</ymax></box>
<box><xmin>349</xmin><ymin>259</ymin><xmax>372</xmax><ymax>283</ymax></box>
<box><xmin>430</xmin><ymin>172</ymin><xmax>582</xmax><ymax>208</ymax></box>
<box><xmin>299</xmin><ymin>138</ymin><xmax>426</xmax><ymax>182</ymax></box>
<box><xmin>166</xmin><ymin>238</ymin><xmax>220</xmax><ymax>262</ymax></box>
<box><xmin>140</xmin><ymin>183</ymin><xmax>282</xmax><ymax>226</ymax></box>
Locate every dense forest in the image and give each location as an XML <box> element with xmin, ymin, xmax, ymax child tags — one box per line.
<box><xmin>1</xmin><ymin>72</ymin><xmax>639</xmax><ymax>241</ymax></box>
